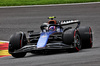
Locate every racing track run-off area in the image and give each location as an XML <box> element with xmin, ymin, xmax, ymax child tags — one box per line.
<box><xmin>0</xmin><ymin>2</ymin><xmax>100</xmax><ymax>66</ymax></box>
<box><xmin>0</xmin><ymin>41</ymin><xmax>11</xmax><ymax>57</ymax></box>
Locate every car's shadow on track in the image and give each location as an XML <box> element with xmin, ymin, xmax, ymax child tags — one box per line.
<box><xmin>24</xmin><ymin>50</ymin><xmax>70</xmax><ymax>58</ymax></box>
<box><xmin>24</xmin><ymin>49</ymin><xmax>86</xmax><ymax>58</ymax></box>
<box><xmin>25</xmin><ymin>47</ymin><xmax>100</xmax><ymax>58</ymax></box>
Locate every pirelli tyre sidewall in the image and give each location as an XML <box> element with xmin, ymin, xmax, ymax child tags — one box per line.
<box><xmin>63</xmin><ymin>29</ymin><xmax>81</xmax><ymax>52</ymax></box>
<box><xmin>78</xmin><ymin>27</ymin><xmax>93</xmax><ymax>48</ymax></box>
<box><xmin>9</xmin><ymin>32</ymin><xmax>27</xmax><ymax>58</ymax></box>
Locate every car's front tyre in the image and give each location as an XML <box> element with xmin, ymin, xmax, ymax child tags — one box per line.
<box><xmin>9</xmin><ymin>32</ymin><xmax>27</xmax><ymax>58</ymax></box>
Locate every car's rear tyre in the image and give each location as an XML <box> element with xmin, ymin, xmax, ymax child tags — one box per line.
<box><xmin>78</xmin><ymin>27</ymin><xmax>93</xmax><ymax>48</ymax></box>
<box><xmin>9</xmin><ymin>32</ymin><xmax>27</xmax><ymax>58</ymax></box>
<box><xmin>63</xmin><ymin>29</ymin><xmax>81</xmax><ymax>52</ymax></box>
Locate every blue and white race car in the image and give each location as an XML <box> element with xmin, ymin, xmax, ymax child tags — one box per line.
<box><xmin>9</xmin><ymin>16</ymin><xmax>93</xmax><ymax>58</ymax></box>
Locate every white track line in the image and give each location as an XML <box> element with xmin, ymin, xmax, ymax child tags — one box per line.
<box><xmin>0</xmin><ymin>40</ymin><xmax>9</xmax><ymax>43</ymax></box>
<box><xmin>0</xmin><ymin>2</ymin><xmax>100</xmax><ymax>8</ymax></box>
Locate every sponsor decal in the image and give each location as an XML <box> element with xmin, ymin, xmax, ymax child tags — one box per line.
<box><xmin>42</xmin><ymin>35</ymin><xmax>47</xmax><ymax>38</ymax></box>
<box><xmin>61</xmin><ymin>20</ymin><xmax>79</xmax><ymax>24</ymax></box>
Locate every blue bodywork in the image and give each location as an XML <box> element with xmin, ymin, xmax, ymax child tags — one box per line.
<box><xmin>37</xmin><ymin>31</ymin><xmax>56</xmax><ymax>48</ymax></box>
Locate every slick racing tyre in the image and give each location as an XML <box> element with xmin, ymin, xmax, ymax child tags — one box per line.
<box><xmin>9</xmin><ymin>32</ymin><xmax>27</xmax><ymax>58</ymax></box>
<box><xmin>78</xmin><ymin>27</ymin><xmax>93</xmax><ymax>48</ymax></box>
<box><xmin>63</xmin><ymin>29</ymin><xmax>81</xmax><ymax>52</ymax></box>
<box><xmin>11</xmin><ymin>52</ymin><xmax>26</xmax><ymax>58</ymax></box>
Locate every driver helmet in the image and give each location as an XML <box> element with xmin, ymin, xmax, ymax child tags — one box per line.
<box><xmin>49</xmin><ymin>26</ymin><xmax>56</xmax><ymax>31</ymax></box>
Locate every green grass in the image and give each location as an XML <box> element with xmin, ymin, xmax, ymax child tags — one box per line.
<box><xmin>0</xmin><ymin>0</ymin><xmax>100</xmax><ymax>6</ymax></box>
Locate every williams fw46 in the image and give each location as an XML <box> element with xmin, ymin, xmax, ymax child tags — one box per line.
<box><xmin>9</xmin><ymin>16</ymin><xmax>93</xmax><ymax>58</ymax></box>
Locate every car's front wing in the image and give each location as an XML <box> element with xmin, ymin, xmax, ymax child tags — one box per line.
<box><xmin>9</xmin><ymin>43</ymin><xmax>74</xmax><ymax>54</ymax></box>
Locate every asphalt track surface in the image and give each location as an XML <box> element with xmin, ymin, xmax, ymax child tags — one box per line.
<box><xmin>0</xmin><ymin>3</ymin><xmax>100</xmax><ymax>66</ymax></box>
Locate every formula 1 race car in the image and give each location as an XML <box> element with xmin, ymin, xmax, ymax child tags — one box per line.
<box><xmin>8</xmin><ymin>16</ymin><xmax>93</xmax><ymax>58</ymax></box>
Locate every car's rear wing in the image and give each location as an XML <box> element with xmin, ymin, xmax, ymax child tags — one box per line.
<box><xmin>49</xmin><ymin>20</ymin><xmax>80</xmax><ymax>29</ymax></box>
<box><xmin>60</xmin><ymin>20</ymin><xmax>80</xmax><ymax>26</ymax></box>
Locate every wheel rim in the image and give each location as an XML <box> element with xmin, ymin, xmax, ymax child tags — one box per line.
<box><xmin>74</xmin><ymin>33</ymin><xmax>81</xmax><ymax>51</ymax></box>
